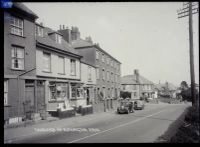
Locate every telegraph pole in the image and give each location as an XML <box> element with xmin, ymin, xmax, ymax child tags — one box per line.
<box><xmin>177</xmin><ymin>2</ymin><xmax>199</xmax><ymax>106</ymax></box>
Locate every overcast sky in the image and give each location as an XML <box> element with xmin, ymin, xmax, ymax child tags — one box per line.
<box><xmin>24</xmin><ymin>2</ymin><xmax>199</xmax><ymax>86</ymax></box>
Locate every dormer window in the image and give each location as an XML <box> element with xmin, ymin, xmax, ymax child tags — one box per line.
<box><xmin>35</xmin><ymin>25</ymin><xmax>44</xmax><ymax>37</ymax></box>
<box><xmin>55</xmin><ymin>33</ymin><xmax>62</xmax><ymax>44</ymax></box>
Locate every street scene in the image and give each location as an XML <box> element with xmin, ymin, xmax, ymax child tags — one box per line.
<box><xmin>3</xmin><ymin>2</ymin><xmax>199</xmax><ymax>143</ymax></box>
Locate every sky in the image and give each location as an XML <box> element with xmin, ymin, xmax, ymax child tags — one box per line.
<box><xmin>24</xmin><ymin>2</ymin><xmax>199</xmax><ymax>86</ymax></box>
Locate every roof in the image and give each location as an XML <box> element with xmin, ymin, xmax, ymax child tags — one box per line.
<box><xmin>13</xmin><ymin>3</ymin><xmax>38</xmax><ymax>19</ymax></box>
<box><xmin>71</xmin><ymin>38</ymin><xmax>93</xmax><ymax>48</ymax></box>
<box><xmin>36</xmin><ymin>27</ymin><xmax>82</xmax><ymax>58</ymax></box>
<box><xmin>72</xmin><ymin>39</ymin><xmax>121</xmax><ymax>64</ymax></box>
<box><xmin>121</xmin><ymin>74</ymin><xmax>154</xmax><ymax>85</ymax></box>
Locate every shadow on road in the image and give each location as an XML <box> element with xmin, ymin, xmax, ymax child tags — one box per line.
<box><xmin>154</xmin><ymin>107</ymin><xmax>189</xmax><ymax>143</ymax></box>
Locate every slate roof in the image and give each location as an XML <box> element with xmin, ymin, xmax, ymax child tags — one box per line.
<box><xmin>13</xmin><ymin>3</ymin><xmax>38</xmax><ymax>19</ymax></box>
<box><xmin>121</xmin><ymin>74</ymin><xmax>154</xmax><ymax>85</ymax></box>
<box><xmin>36</xmin><ymin>27</ymin><xmax>82</xmax><ymax>57</ymax></box>
<box><xmin>72</xmin><ymin>38</ymin><xmax>121</xmax><ymax>64</ymax></box>
<box><xmin>71</xmin><ymin>38</ymin><xmax>94</xmax><ymax>48</ymax></box>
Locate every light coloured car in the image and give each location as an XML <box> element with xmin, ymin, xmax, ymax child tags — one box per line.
<box><xmin>134</xmin><ymin>100</ymin><xmax>145</xmax><ymax>110</ymax></box>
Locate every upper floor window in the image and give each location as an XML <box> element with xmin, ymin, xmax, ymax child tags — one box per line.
<box><xmin>58</xmin><ymin>56</ymin><xmax>65</xmax><ymax>74</ymax></box>
<box><xmin>102</xmin><ymin>54</ymin><xmax>104</xmax><ymax>62</ymax></box>
<box><xmin>11</xmin><ymin>46</ymin><xmax>24</xmax><ymax>70</ymax></box>
<box><xmin>122</xmin><ymin>85</ymin><xmax>126</xmax><ymax>90</ymax></box>
<box><xmin>35</xmin><ymin>25</ymin><xmax>44</xmax><ymax>37</ymax></box>
<box><xmin>88</xmin><ymin>66</ymin><xmax>92</xmax><ymax>81</ymax></box>
<box><xmin>70</xmin><ymin>59</ymin><xmax>76</xmax><ymax>76</ymax></box>
<box><xmin>107</xmin><ymin>71</ymin><xmax>110</xmax><ymax>82</ymax></box>
<box><xmin>43</xmin><ymin>52</ymin><xmax>51</xmax><ymax>72</ymax></box>
<box><xmin>102</xmin><ymin>69</ymin><xmax>105</xmax><ymax>80</ymax></box>
<box><xmin>10</xmin><ymin>16</ymin><xmax>23</xmax><ymax>36</ymax></box>
<box><xmin>55</xmin><ymin>34</ymin><xmax>62</xmax><ymax>44</ymax></box>
<box><xmin>96</xmin><ymin>50</ymin><xmax>99</xmax><ymax>60</ymax></box>
<box><xmin>107</xmin><ymin>57</ymin><xmax>110</xmax><ymax>65</ymax></box>
<box><xmin>96</xmin><ymin>68</ymin><xmax>99</xmax><ymax>79</ymax></box>
<box><xmin>4</xmin><ymin>80</ymin><xmax>8</xmax><ymax>106</ymax></box>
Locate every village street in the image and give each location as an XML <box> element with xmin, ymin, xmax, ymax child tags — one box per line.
<box><xmin>4</xmin><ymin>102</ymin><xmax>191</xmax><ymax>143</ymax></box>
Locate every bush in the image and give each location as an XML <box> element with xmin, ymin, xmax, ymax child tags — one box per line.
<box><xmin>170</xmin><ymin>106</ymin><xmax>199</xmax><ymax>143</ymax></box>
<box><xmin>120</xmin><ymin>91</ymin><xmax>131</xmax><ymax>99</ymax></box>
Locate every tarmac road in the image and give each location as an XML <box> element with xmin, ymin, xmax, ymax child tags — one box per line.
<box><xmin>5</xmin><ymin>103</ymin><xmax>190</xmax><ymax>143</ymax></box>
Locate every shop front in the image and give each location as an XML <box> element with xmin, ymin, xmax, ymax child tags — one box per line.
<box><xmin>46</xmin><ymin>81</ymin><xmax>85</xmax><ymax>117</ymax></box>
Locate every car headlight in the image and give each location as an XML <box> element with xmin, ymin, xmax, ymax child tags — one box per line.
<box><xmin>121</xmin><ymin>106</ymin><xmax>124</xmax><ymax>109</ymax></box>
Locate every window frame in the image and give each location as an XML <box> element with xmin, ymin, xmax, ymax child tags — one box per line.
<box><xmin>10</xmin><ymin>16</ymin><xmax>24</xmax><ymax>37</ymax></box>
<box><xmin>43</xmin><ymin>52</ymin><xmax>51</xmax><ymax>72</ymax></box>
<box><xmin>35</xmin><ymin>25</ymin><xmax>44</xmax><ymax>37</ymax></box>
<box><xmin>70</xmin><ymin>59</ymin><xmax>76</xmax><ymax>76</ymax></box>
<box><xmin>11</xmin><ymin>46</ymin><xmax>25</xmax><ymax>70</ymax></box>
<box><xmin>58</xmin><ymin>56</ymin><xmax>65</xmax><ymax>75</ymax></box>
<box><xmin>88</xmin><ymin>66</ymin><xmax>92</xmax><ymax>81</ymax></box>
<box><xmin>4</xmin><ymin>80</ymin><xmax>8</xmax><ymax>106</ymax></box>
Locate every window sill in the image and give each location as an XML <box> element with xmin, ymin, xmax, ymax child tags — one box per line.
<box><xmin>11</xmin><ymin>68</ymin><xmax>25</xmax><ymax>71</ymax></box>
<box><xmin>4</xmin><ymin>105</ymin><xmax>12</xmax><ymax>107</ymax></box>
<box><xmin>42</xmin><ymin>71</ymin><xmax>52</xmax><ymax>73</ymax></box>
<box><xmin>10</xmin><ymin>33</ymin><xmax>26</xmax><ymax>38</ymax></box>
<box><xmin>70</xmin><ymin>74</ymin><xmax>76</xmax><ymax>76</ymax></box>
<box><xmin>58</xmin><ymin>73</ymin><xmax>66</xmax><ymax>75</ymax></box>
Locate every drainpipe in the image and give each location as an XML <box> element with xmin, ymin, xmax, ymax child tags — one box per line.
<box><xmin>17</xmin><ymin>68</ymin><xmax>36</xmax><ymax>117</ymax></box>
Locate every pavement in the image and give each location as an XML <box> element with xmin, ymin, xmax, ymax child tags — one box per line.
<box><xmin>4</xmin><ymin>102</ymin><xmax>191</xmax><ymax>143</ymax></box>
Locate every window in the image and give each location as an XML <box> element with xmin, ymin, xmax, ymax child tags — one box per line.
<box><xmin>58</xmin><ymin>56</ymin><xmax>65</xmax><ymax>74</ymax></box>
<box><xmin>55</xmin><ymin>34</ymin><xmax>62</xmax><ymax>44</ymax></box>
<box><xmin>102</xmin><ymin>69</ymin><xmax>105</xmax><ymax>80</ymax></box>
<box><xmin>35</xmin><ymin>25</ymin><xmax>43</xmax><ymax>37</ymax></box>
<box><xmin>43</xmin><ymin>52</ymin><xmax>51</xmax><ymax>72</ymax></box>
<box><xmin>107</xmin><ymin>71</ymin><xmax>109</xmax><ymax>81</ymax></box>
<box><xmin>88</xmin><ymin>66</ymin><xmax>92</xmax><ymax>81</ymax></box>
<box><xmin>10</xmin><ymin>16</ymin><xmax>23</xmax><ymax>36</ymax></box>
<box><xmin>102</xmin><ymin>54</ymin><xmax>104</xmax><ymax>62</ymax></box>
<box><xmin>70</xmin><ymin>59</ymin><xmax>76</xmax><ymax>75</ymax></box>
<box><xmin>107</xmin><ymin>57</ymin><xmax>110</xmax><ymax>65</ymax></box>
<box><xmin>96</xmin><ymin>68</ymin><xmax>99</xmax><ymax>79</ymax></box>
<box><xmin>110</xmin><ymin>60</ymin><xmax>113</xmax><ymax>67</ymax></box>
<box><xmin>111</xmin><ymin>72</ymin><xmax>113</xmax><ymax>82</ymax></box>
<box><xmin>133</xmin><ymin>85</ymin><xmax>137</xmax><ymax>90</ymax></box>
<box><xmin>123</xmin><ymin>85</ymin><xmax>126</xmax><ymax>90</ymax></box>
<box><xmin>49</xmin><ymin>82</ymin><xmax>68</xmax><ymax>100</ymax></box>
<box><xmin>96</xmin><ymin>50</ymin><xmax>99</xmax><ymax>60</ymax></box>
<box><xmin>4</xmin><ymin>80</ymin><xmax>8</xmax><ymax>106</ymax></box>
<box><xmin>11</xmin><ymin>46</ymin><xmax>24</xmax><ymax>70</ymax></box>
<box><xmin>134</xmin><ymin>92</ymin><xmax>137</xmax><ymax>97</ymax></box>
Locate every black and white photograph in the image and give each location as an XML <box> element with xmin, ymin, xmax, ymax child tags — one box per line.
<box><xmin>3</xmin><ymin>1</ymin><xmax>199</xmax><ymax>143</ymax></box>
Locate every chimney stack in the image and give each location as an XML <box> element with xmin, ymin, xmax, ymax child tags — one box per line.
<box><xmin>85</xmin><ymin>36</ymin><xmax>93</xmax><ymax>43</ymax></box>
<box><xmin>57</xmin><ymin>25</ymin><xmax>71</xmax><ymax>43</ymax></box>
<box><xmin>71</xmin><ymin>26</ymin><xmax>80</xmax><ymax>41</ymax></box>
<box><xmin>134</xmin><ymin>69</ymin><xmax>139</xmax><ymax>83</ymax></box>
<box><xmin>59</xmin><ymin>25</ymin><xmax>62</xmax><ymax>30</ymax></box>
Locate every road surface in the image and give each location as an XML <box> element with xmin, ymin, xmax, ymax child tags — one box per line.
<box><xmin>7</xmin><ymin>103</ymin><xmax>190</xmax><ymax>143</ymax></box>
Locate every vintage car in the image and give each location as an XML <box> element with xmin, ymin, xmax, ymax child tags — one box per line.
<box><xmin>133</xmin><ymin>100</ymin><xmax>145</xmax><ymax>110</ymax></box>
<box><xmin>117</xmin><ymin>98</ymin><xmax>134</xmax><ymax>114</ymax></box>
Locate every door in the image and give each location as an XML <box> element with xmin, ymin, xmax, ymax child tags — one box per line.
<box><xmin>36</xmin><ymin>81</ymin><xmax>45</xmax><ymax>113</ymax></box>
<box><xmin>25</xmin><ymin>85</ymin><xmax>35</xmax><ymax>115</ymax></box>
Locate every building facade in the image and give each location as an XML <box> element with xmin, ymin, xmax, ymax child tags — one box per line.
<box><xmin>59</xmin><ymin>26</ymin><xmax>121</xmax><ymax>101</ymax></box>
<box><xmin>121</xmin><ymin>70</ymin><xmax>155</xmax><ymax>100</ymax></box>
<box><xmin>35</xmin><ymin>26</ymin><xmax>86</xmax><ymax>116</ymax></box>
<box><xmin>4</xmin><ymin>3</ymin><xmax>38</xmax><ymax>124</ymax></box>
<box><xmin>58</xmin><ymin>26</ymin><xmax>121</xmax><ymax>111</ymax></box>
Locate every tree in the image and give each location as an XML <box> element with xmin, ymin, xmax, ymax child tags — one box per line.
<box><xmin>120</xmin><ymin>91</ymin><xmax>131</xmax><ymax>99</ymax></box>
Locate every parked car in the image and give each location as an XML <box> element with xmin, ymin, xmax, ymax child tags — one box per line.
<box><xmin>117</xmin><ymin>98</ymin><xmax>134</xmax><ymax>114</ymax></box>
<box><xmin>134</xmin><ymin>100</ymin><xmax>145</xmax><ymax>110</ymax></box>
